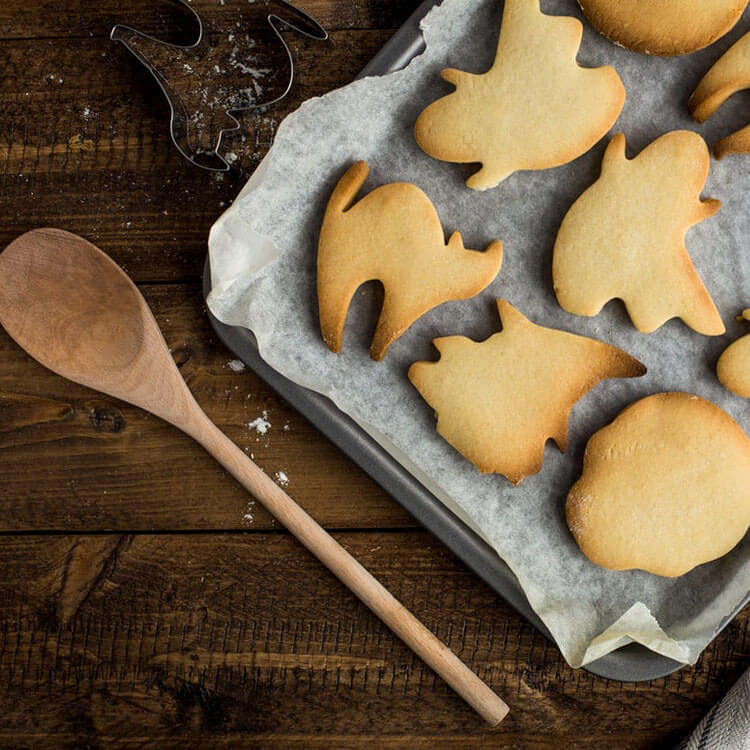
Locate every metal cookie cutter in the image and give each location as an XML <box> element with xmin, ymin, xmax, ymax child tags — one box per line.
<box><xmin>111</xmin><ymin>0</ymin><xmax>328</xmax><ymax>171</ymax></box>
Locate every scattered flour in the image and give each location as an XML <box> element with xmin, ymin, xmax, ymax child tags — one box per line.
<box><xmin>227</xmin><ymin>359</ymin><xmax>246</xmax><ymax>372</ymax></box>
<box><xmin>243</xmin><ymin>500</ymin><xmax>255</xmax><ymax>525</ymax></box>
<box><xmin>247</xmin><ymin>410</ymin><xmax>271</xmax><ymax>434</ymax></box>
<box><xmin>274</xmin><ymin>471</ymin><xmax>289</xmax><ymax>486</ymax></box>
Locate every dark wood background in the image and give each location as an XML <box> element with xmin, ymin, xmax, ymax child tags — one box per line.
<box><xmin>0</xmin><ymin>1</ymin><xmax>747</xmax><ymax>747</ymax></box>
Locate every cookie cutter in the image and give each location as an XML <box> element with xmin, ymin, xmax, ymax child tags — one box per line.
<box><xmin>111</xmin><ymin>0</ymin><xmax>327</xmax><ymax>171</ymax></box>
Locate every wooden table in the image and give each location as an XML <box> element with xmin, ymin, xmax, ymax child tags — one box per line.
<box><xmin>0</xmin><ymin>1</ymin><xmax>747</xmax><ymax>747</ymax></box>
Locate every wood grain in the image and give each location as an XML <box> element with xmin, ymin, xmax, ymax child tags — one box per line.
<box><xmin>0</xmin><ymin>282</ymin><xmax>414</xmax><ymax>531</ymax></box>
<box><xmin>0</xmin><ymin>0</ymin><xmax>747</xmax><ymax>746</ymax></box>
<box><xmin>0</xmin><ymin>29</ymin><xmax>391</xmax><ymax>282</ymax></box>
<box><xmin>0</xmin><ymin>533</ymin><xmax>746</xmax><ymax>748</ymax></box>
<box><xmin>0</xmin><ymin>0</ymin><xmax>419</xmax><ymax>39</ymax></box>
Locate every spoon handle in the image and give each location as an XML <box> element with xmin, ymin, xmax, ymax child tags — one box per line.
<box><xmin>191</xmin><ymin>412</ymin><xmax>509</xmax><ymax>725</ymax></box>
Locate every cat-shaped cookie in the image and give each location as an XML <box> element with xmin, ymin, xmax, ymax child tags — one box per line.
<box><xmin>318</xmin><ymin>161</ymin><xmax>503</xmax><ymax>360</ymax></box>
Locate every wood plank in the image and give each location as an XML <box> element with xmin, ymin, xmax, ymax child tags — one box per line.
<box><xmin>0</xmin><ymin>0</ymin><xmax>421</xmax><ymax>39</ymax></box>
<box><xmin>0</xmin><ymin>30</ymin><xmax>392</xmax><ymax>282</ymax></box>
<box><xmin>0</xmin><ymin>532</ymin><xmax>746</xmax><ymax>748</ymax></box>
<box><xmin>0</xmin><ymin>282</ymin><xmax>416</xmax><ymax>531</ymax></box>
<box><xmin>1</xmin><ymin>1</ymin><xmax>746</xmax><ymax>748</ymax></box>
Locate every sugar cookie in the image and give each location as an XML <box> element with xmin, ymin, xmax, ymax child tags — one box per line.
<box><xmin>578</xmin><ymin>0</ymin><xmax>748</xmax><ymax>56</ymax></box>
<box><xmin>717</xmin><ymin>309</ymin><xmax>750</xmax><ymax>397</ymax></box>
<box><xmin>408</xmin><ymin>299</ymin><xmax>645</xmax><ymax>485</ymax></box>
<box><xmin>414</xmin><ymin>0</ymin><xmax>625</xmax><ymax>190</ymax></box>
<box><xmin>689</xmin><ymin>31</ymin><xmax>750</xmax><ymax>159</ymax></box>
<box><xmin>553</xmin><ymin>131</ymin><xmax>724</xmax><ymax>336</ymax></box>
<box><xmin>317</xmin><ymin>161</ymin><xmax>503</xmax><ymax>361</ymax></box>
<box><xmin>566</xmin><ymin>392</ymin><xmax>750</xmax><ymax>577</ymax></box>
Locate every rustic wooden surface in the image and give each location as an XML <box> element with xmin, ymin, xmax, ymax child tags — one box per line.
<box><xmin>0</xmin><ymin>1</ymin><xmax>747</xmax><ymax>747</ymax></box>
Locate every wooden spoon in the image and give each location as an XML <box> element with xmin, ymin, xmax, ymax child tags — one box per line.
<box><xmin>0</xmin><ymin>228</ymin><xmax>509</xmax><ymax>726</ymax></box>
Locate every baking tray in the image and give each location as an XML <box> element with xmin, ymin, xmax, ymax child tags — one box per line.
<box><xmin>203</xmin><ymin>0</ymin><xmax>746</xmax><ymax>681</ymax></box>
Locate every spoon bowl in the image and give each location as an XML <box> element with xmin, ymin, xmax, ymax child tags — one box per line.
<box><xmin>0</xmin><ymin>229</ymin><xmax>145</xmax><ymax>374</ymax></box>
<box><xmin>0</xmin><ymin>229</ymin><xmax>198</xmax><ymax>428</ymax></box>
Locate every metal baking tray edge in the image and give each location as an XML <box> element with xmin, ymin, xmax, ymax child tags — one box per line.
<box><xmin>202</xmin><ymin>0</ymin><xmax>747</xmax><ymax>681</ymax></box>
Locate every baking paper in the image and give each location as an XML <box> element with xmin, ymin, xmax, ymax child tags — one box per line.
<box><xmin>207</xmin><ymin>0</ymin><xmax>750</xmax><ymax>668</ymax></box>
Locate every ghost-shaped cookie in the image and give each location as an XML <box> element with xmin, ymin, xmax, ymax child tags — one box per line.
<box><xmin>552</xmin><ymin>131</ymin><xmax>724</xmax><ymax>336</ymax></box>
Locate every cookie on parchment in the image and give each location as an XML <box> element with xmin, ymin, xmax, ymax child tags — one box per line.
<box><xmin>717</xmin><ymin>309</ymin><xmax>750</xmax><ymax>398</ymax></box>
<box><xmin>578</xmin><ymin>0</ymin><xmax>748</xmax><ymax>57</ymax></box>
<box><xmin>317</xmin><ymin>161</ymin><xmax>503</xmax><ymax>361</ymax></box>
<box><xmin>408</xmin><ymin>299</ymin><xmax>645</xmax><ymax>485</ymax></box>
<box><xmin>552</xmin><ymin>131</ymin><xmax>724</xmax><ymax>336</ymax></box>
<box><xmin>413</xmin><ymin>0</ymin><xmax>625</xmax><ymax>190</ymax></box>
<box><xmin>566</xmin><ymin>392</ymin><xmax>750</xmax><ymax>577</ymax></box>
<box><xmin>690</xmin><ymin>32</ymin><xmax>750</xmax><ymax>159</ymax></box>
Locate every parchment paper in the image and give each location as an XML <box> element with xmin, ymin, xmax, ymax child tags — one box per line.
<box><xmin>207</xmin><ymin>0</ymin><xmax>750</xmax><ymax>668</ymax></box>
